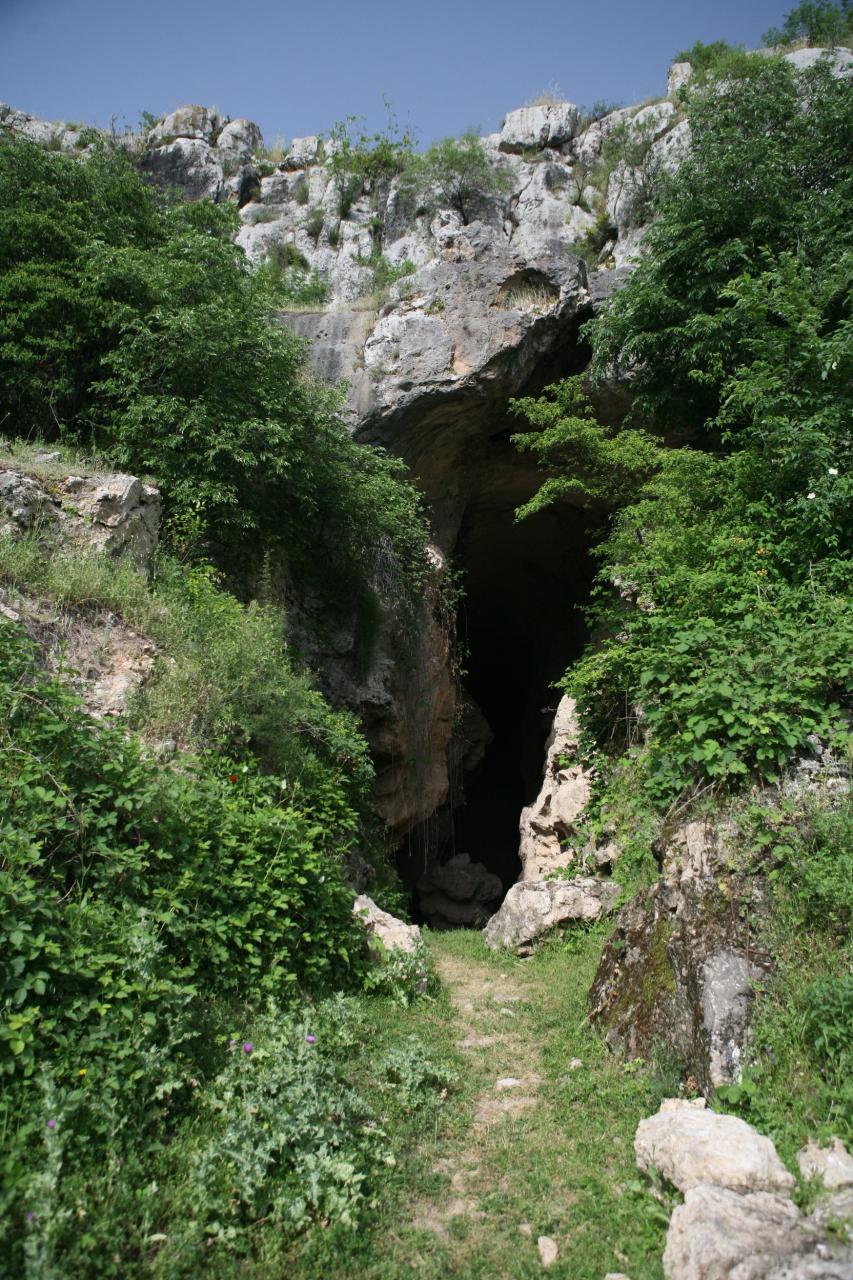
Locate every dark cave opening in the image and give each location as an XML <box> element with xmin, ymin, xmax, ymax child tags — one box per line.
<box><xmin>452</xmin><ymin>468</ymin><xmax>595</xmax><ymax>891</ymax></box>
<box><xmin>393</xmin><ymin>425</ymin><xmax>600</xmax><ymax>924</ymax></box>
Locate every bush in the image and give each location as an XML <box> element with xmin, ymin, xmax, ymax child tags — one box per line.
<box><xmin>763</xmin><ymin>0</ymin><xmax>853</xmax><ymax>48</ymax></box>
<box><xmin>402</xmin><ymin>129</ymin><xmax>510</xmax><ymax>225</ymax></box>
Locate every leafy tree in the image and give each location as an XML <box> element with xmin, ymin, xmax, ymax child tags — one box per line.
<box><xmin>0</xmin><ymin>137</ymin><xmax>429</xmax><ymax>608</ymax></box>
<box><xmin>763</xmin><ymin>0</ymin><xmax>853</xmax><ymax>47</ymax></box>
<box><xmin>404</xmin><ymin>129</ymin><xmax>510</xmax><ymax>225</ymax></box>
<box><xmin>517</xmin><ymin>55</ymin><xmax>853</xmax><ymax>802</ymax></box>
<box><xmin>671</xmin><ymin>39</ymin><xmax>741</xmax><ymax>74</ymax></box>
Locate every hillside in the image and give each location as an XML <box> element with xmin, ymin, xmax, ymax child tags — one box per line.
<box><xmin>1</xmin><ymin>10</ymin><xmax>852</xmax><ymax>1279</ymax></box>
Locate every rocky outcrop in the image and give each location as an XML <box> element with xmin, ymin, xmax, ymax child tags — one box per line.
<box><xmin>483</xmin><ymin>877</ymin><xmax>620</xmax><ymax>954</ymax></box>
<box><xmin>418</xmin><ymin>854</ymin><xmax>503</xmax><ymax>928</ymax></box>
<box><xmin>0</xmin><ymin>462</ymin><xmax>162</xmax><ymax>722</ymax></box>
<box><xmin>589</xmin><ymin>815</ymin><xmax>771</xmax><ymax>1093</ymax></box>
<box><xmin>635</xmin><ymin>1103</ymin><xmax>853</xmax><ymax>1280</ymax></box>
<box><xmin>0</xmin><ymin>466</ymin><xmax>161</xmax><ymax>568</ymax></box>
<box><xmin>518</xmin><ymin>695</ymin><xmax>592</xmax><ymax>880</ymax></box>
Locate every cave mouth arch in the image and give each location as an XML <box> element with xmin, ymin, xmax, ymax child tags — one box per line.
<box><xmin>394</xmin><ymin>426</ymin><xmax>600</xmax><ymax>927</ymax></box>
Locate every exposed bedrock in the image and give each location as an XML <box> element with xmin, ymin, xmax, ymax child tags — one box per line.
<box><xmin>279</xmin><ymin>224</ymin><xmax>606</xmax><ymax>891</ymax></box>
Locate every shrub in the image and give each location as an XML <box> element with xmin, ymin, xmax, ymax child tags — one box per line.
<box><xmin>293</xmin><ymin>174</ymin><xmax>310</xmax><ymax>204</ymax></box>
<box><xmin>304</xmin><ymin>204</ymin><xmax>324</xmax><ymax>240</ymax></box>
<box><xmin>402</xmin><ymin>129</ymin><xmax>511</xmax><ymax>225</ymax></box>
<box><xmin>763</xmin><ymin>0</ymin><xmax>853</xmax><ymax>48</ymax></box>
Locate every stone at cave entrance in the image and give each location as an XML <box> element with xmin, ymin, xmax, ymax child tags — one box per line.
<box><xmin>518</xmin><ymin>694</ymin><xmax>592</xmax><ymax>881</ymax></box>
<box><xmin>352</xmin><ymin>895</ymin><xmax>423</xmax><ymax>954</ymax></box>
<box><xmin>482</xmin><ymin>877</ymin><xmax>620</xmax><ymax>954</ymax></box>
<box><xmin>417</xmin><ymin>854</ymin><xmax>503</xmax><ymax>928</ymax></box>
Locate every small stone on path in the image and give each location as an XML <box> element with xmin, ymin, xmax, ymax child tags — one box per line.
<box><xmin>519</xmin><ymin>1222</ymin><xmax>532</xmax><ymax>1237</ymax></box>
<box><xmin>569</xmin><ymin>1057</ymin><xmax>583</xmax><ymax>1070</ymax></box>
<box><xmin>538</xmin><ymin>1235</ymin><xmax>559</xmax><ymax>1267</ymax></box>
<box><xmin>499</xmin><ymin>1006</ymin><xmax>517</xmax><ymax>1017</ymax></box>
<box><xmin>495</xmin><ymin>1077</ymin><xmax>524</xmax><ymax>1090</ymax></box>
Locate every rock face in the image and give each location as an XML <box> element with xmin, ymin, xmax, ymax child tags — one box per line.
<box><xmin>589</xmin><ymin>816</ymin><xmax>771</xmax><ymax>1092</ymax></box>
<box><xmin>798</xmin><ymin>1139</ymin><xmax>853</xmax><ymax>1192</ymax></box>
<box><xmin>518</xmin><ymin>695</ymin><xmax>592</xmax><ymax>880</ymax></box>
<box><xmin>418</xmin><ymin>854</ymin><xmax>503</xmax><ymax>928</ymax></box>
<box><xmin>0</xmin><ymin>467</ymin><xmax>161</xmax><ymax>568</ymax></box>
<box><xmin>635</xmin><ymin>1100</ymin><xmax>795</xmax><ymax>1195</ymax></box>
<box><xmin>0</xmin><ymin>462</ymin><xmax>163</xmax><ymax>722</ymax></box>
<box><xmin>483</xmin><ymin>877</ymin><xmax>620</xmax><ymax>954</ymax></box>
<box><xmin>352</xmin><ymin>895</ymin><xmax>423</xmax><ymax>954</ymax></box>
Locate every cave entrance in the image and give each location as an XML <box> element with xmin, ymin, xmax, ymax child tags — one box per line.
<box><xmin>396</xmin><ymin>424</ymin><xmax>599</xmax><ymax>927</ymax></box>
<box><xmin>453</xmin><ymin>486</ymin><xmax>593</xmax><ymax>889</ymax></box>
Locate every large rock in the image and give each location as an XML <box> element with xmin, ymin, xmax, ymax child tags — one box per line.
<box><xmin>215</xmin><ymin>117</ymin><xmax>261</xmax><ymax>158</ymax></box>
<box><xmin>0</xmin><ymin>467</ymin><xmax>160</xmax><ymax>569</ymax></box>
<box><xmin>799</xmin><ymin>1140</ymin><xmax>853</xmax><ymax>1192</ymax></box>
<box><xmin>147</xmin><ymin>104</ymin><xmax>221</xmax><ymax>145</ymax></box>
<box><xmin>353</xmin><ymin>895</ymin><xmax>422</xmax><ymax>953</ymax></box>
<box><xmin>635</xmin><ymin>1099</ymin><xmax>795</xmax><ymax>1195</ymax></box>
<box><xmin>590</xmin><ymin>815</ymin><xmax>771</xmax><ymax>1092</ymax></box>
<box><xmin>663</xmin><ymin>1185</ymin><xmax>831</xmax><ymax>1280</ymax></box>
<box><xmin>499</xmin><ymin>102</ymin><xmax>582</xmax><ymax>153</ymax></box>
<box><xmin>518</xmin><ymin>694</ymin><xmax>592</xmax><ymax>880</ymax></box>
<box><xmin>483</xmin><ymin>877</ymin><xmax>620</xmax><ymax>954</ymax></box>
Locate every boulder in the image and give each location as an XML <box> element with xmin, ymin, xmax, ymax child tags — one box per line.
<box><xmin>147</xmin><ymin>104</ymin><xmax>221</xmax><ymax>145</ymax></box>
<box><xmin>663</xmin><ymin>1185</ymin><xmax>829</xmax><ymax>1280</ymax></box>
<box><xmin>419</xmin><ymin>853</ymin><xmax>503</xmax><ymax>928</ymax></box>
<box><xmin>589</xmin><ymin>815</ymin><xmax>770</xmax><ymax>1092</ymax></box>
<box><xmin>483</xmin><ymin>877</ymin><xmax>620</xmax><ymax>954</ymax></box>
<box><xmin>499</xmin><ymin>102</ymin><xmax>582</xmax><ymax>153</ymax></box>
<box><xmin>216</xmin><ymin>117</ymin><xmax>262</xmax><ymax>158</ymax></box>
<box><xmin>798</xmin><ymin>1139</ymin><xmax>853</xmax><ymax>1192</ymax></box>
<box><xmin>518</xmin><ymin>694</ymin><xmax>591</xmax><ymax>880</ymax></box>
<box><xmin>0</xmin><ymin>467</ymin><xmax>160</xmax><ymax>570</ymax></box>
<box><xmin>284</xmin><ymin>135</ymin><xmax>324</xmax><ymax>168</ymax></box>
<box><xmin>635</xmin><ymin>1100</ymin><xmax>795</xmax><ymax>1196</ymax></box>
<box><xmin>667</xmin><ymin>62</ymin><xmax>693</xmax><ymax>96</ymax></box>
<box><xmin>57</xmin><ymin>474</ymin><xmax>161</xmax><ymax>566</ymax></box>
<box><xmin>353</xmin><ymin>894</ymin><xmax>422</xmax><ymax>954</ymax></box>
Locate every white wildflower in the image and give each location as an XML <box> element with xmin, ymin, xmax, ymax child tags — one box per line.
<box><xmin>807</xmin><ymin>492</ymin><xmax>816</xmax><ymax>500</ymax></box>
<box><xmin>828</xmin><ymin>467</ymin><xmax>838</xmax><ymax>476</ymax></box>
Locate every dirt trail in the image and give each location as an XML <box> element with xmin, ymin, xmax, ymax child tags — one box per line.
<box><xmin>412</xmin><ymin>944</ymin><xmax>544</xmax><ymax>1237</ymax></box>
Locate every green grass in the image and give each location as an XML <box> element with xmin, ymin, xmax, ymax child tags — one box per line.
<box><xmin>274</xmin><ymin>927</ymin><xmax>676</xmax><ymax>1280</ymax></box>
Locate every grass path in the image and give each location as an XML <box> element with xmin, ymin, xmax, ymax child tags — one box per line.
<box><xmin>299</xmin><ymin>927</ymin><xmax>675</xmax><ymax>1280</ymax></box>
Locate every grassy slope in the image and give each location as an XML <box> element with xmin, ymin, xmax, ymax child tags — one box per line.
<box><xmin>285</xmin><ymin>928</ymin><xmax>676</xmax><ymax>1280</ymax></box>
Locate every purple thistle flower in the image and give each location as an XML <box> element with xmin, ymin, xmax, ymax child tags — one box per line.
<box><xmin>46</xmin><ymin>1119</ymin><xmax>57</xmax><ymax>1130</ymax></box>
<box><xmin>305</xmin><ymin>1034</ymin><xmax>316</xmax><ymax>1045</ymax></box>
<box><xmin>242</xmin><ymin>1042</ymin><xmax>253</xmax><ymax>1055</ymax></box>
<box><xmin>26</xmin><ymin>1212</ymin><xmax>36</xmax><ymax>1223</ymax></box>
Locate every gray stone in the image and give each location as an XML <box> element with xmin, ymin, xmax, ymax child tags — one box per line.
<box><xmin>353</xmin><ymin>895</ymin><xmax>423</xmax><ymax>954</ymax></box>
<box><xmin>635</xmin><ymin>1100</ymin><xmax>795</xmax><ymax>1195</ymax></box>
<box><xmin>799</xmin><ymin>1140</ymin><xmax>853</xmax><ymax>1192</ymax></box>
<box><xmin>518</xmin><ymin>695</ymin><xmax>592</xmax><ymax>881</ymax></box>
<box><xmin>419</xmin><ymin>854</ymin><xmax>503</xmax><ymax>928</ymax></box>
<box><xmin>668</xmin><ymin>62</ymin><xmax>693</xmax><ymax>96</ymax></box>
<box><xmin>140</xmin><ymin>137</ymin><xmax>224</xmax><ymax>202</ymax></box>
<box><xmin>499</xmin><ymin>103</ymin><xmax>582</xmax><ymax>153</ymax></box>
<box><xmin>537</xmin><ymin>1235</ymin><xmax>559</xmax><ymax>1267</ymax></box>
<box><xmin>483</xmin><ymin>878</ymin><xmax>620</xmax><ymax>954</ymax></box>
<box><xmin>147</xmin><ymin>104</ymin><xmax>221</xmax><ymax>145</ymax></box>
<box><xmin>215</xmin><ymin>117</ymin><xmax>261</xmax><ymax>158</ymax></box>
<box><xmin>663</xmin><ymin>1184</ymin><xmax>850</xmax><ymax>1280</ymax></box>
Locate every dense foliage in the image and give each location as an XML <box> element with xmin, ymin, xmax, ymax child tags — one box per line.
<box><xmin>401</xmin><ymin>129</ymin><xmax>510</xmax><ymax>225</ymax></box>
<box><xmin>763</xmin><ymin>0</ymin><xmax>853</xmax><ymax>47</ymax></box>
<box><xmin>0</xmin><ymin>138</ymin><xmax>429</xmax><ymax>605</ymax></box>
<box><xmin>515</xmin><ymin>55</ymin><xmax>852</xmax><ymax>803</ymax></box>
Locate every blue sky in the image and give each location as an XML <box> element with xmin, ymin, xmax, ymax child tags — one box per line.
<box><xmin>1</xmin><ymin>0</ymin><xmax>791</xmax><ymax>145</ymax></box>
